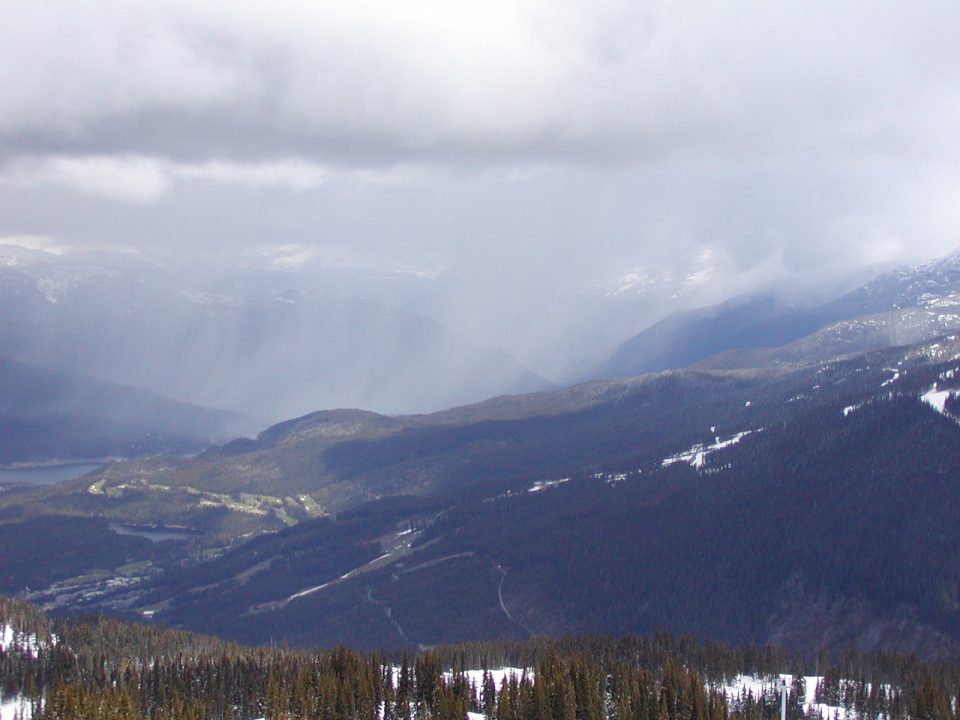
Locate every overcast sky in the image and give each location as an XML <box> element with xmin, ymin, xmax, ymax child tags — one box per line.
<box><xmin>2</xmin><ymin>1</ymin><xmax>960</xmax><ymax>368</ymax></box>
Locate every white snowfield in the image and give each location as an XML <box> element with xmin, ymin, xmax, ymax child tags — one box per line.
<box><xmin>0</xmin><ymin>626</ymin><xmax>52</xmax><ymax>658</ymax></box>
<box><xmin>921</xmin><ymin>386</ymin><xmax>955</xmax><ymax>415</ymax></box>
<box><xmin>382</xmin><ymin>666</ymin><xmax>532</xmax><ymax>688</ymax></box>
<box><xmin>446</xmin><ymin>668</ymin><xmax>533</xmax><ymax>688</ymax></box>
<box><xmin>721</xmin><ymin>674</ymin><xmax>883</xmax><ymax>720</ymax></box>
<box><xmin>0</xmin><ymin>695</ymin><xmax>32</xmax><ymax>720</ymax></box>
<box><xmin>662</xmin><ymin>430</ymin><xmax>758</xmax><ymax>470</ymax></box>
<box><xmin>528</xmin><ymin>478</ymin><xmax>569</xmax><ymax>493</ymax></box>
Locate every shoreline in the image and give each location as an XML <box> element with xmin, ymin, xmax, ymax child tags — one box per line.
<box><xmin>0</xmin><ymin>458</ymin><xmax>114</xmax><ymax>472</ymax></box>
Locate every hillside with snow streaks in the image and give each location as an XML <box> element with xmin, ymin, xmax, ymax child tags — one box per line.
<box><xmin>662</xmin><ymin>429</ymin><xmax>758</xmax><ymax>469</ymax></box>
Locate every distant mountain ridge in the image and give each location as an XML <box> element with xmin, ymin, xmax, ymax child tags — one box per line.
<box><xmin>0</xmin><ymin>245</ymin><xmax>551</xmax><ymax>423</ymax></box>
<box><xmin>695</xmin><ymin>305</ymin><xmax>960</xmax><ymax>370</ymax></box>
<box><xmin>595</xmin><ymin>249</ymin><xmax>960</xmax><ymax>378</ymax></box>
<box><xmin>0</xmin><ymin>355</ymin><xmax>241</xmax><ymax>465</ymax></box>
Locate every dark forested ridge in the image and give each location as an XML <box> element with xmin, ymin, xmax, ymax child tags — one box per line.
<box><xmin>3</xmin><ymin>595</ymin><xmax>960</xmax><ymax>720</ymax></box>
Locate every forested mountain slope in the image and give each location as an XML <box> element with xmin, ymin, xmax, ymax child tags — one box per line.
<box><xmin>87</xmin><ymin>334</ymin><xmax>960</xmax><ymax>658</ymax></box>
<box><xmin>695</xmin><ymin>305</ymin><xmax>960</xmax><ymax>370</ymax></box>
<box><xmin>2</xmin><ymin>367</ymin><xmax>790</xmax><ymax>541</ymax></box>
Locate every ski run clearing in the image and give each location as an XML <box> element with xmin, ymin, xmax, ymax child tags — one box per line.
<box><xmin>271</xmin><ymin>528</ymin><xmax>421</xmax><ymax>608</ymax></box>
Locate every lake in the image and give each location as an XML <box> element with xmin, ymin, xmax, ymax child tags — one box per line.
<box><xmin>109</xmin><ymin>524</ymin><xmax>198</xmax><ymax>543</ymax></box>
<box><xmin>0</xmin><ymin>463</ymin><xmax>103</xmax><ymax>486</ymax></box>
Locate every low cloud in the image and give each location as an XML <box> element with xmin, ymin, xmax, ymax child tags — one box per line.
<box><xmin>3</xmin><ymin>1</ymin><xmax>959</xmax><ymax>167</ymax></box>
<box><xmin>1</xmin><ymin>155</ymin><xmax>170</xmax><ymax>203</ymax></box>
<box><xmin>0</xmin><ymin>155</ymin><xmax>343</xmax><ymax>201</ymax></box>
<box><xmin>1</xmin><ymin>1</ymin><xmax>960</xmax><ymax>375</ymax></box>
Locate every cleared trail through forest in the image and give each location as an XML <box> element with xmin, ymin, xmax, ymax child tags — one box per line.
<box><xmin>492</xmin><ymin>560</ymin><xmax>533</xmax><ymax>637</ymax></box>
<box><xmin>367</xmin><ymin>587</ymin><xmax>408</xmax><ymax>643</ymax></box>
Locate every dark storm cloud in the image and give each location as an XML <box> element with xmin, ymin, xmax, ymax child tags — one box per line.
<box><xmin>2</xmin><ymin>0</ymin><xmax>960</xmax><ymax>375</ymax></box>
<box><xmin>3</xmin><ymin>1</ymin><xmax>959</xmax><ymax>167</ymax></box>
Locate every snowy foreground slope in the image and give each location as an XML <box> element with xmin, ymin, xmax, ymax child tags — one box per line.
<box><xmin>0</xmin><ymin>623</ymin><xmax>51</xmax><ymax>720</ymax></box>
<box><xmin>721</xmin><ymin>675</ymin><xmax>875</xmax><ymax>720</ymax></box>
<box><xmin>0</xmin><ymin>592</ymin><xmax>949</xmax><ymax>720</ymax></box>
<box><xmin>0</xmin><ymin>696</ymin><xmax>31</xmax><ymax>720</ymax></box>
<box><xmin>0</xmin><ymin>668</ymin><xmax>906</xmax><ymax>720</ymax></box>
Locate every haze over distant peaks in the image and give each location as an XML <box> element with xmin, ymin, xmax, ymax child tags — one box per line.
<box><xmin>593</xmin><ymin>248</ymin><xmax>960</xmax><ymax>380</ymax></box>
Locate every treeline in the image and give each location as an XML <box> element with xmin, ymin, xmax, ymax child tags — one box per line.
<box><xmin>3</xmin><ymin>596</ymin><xmax>960</xmax><ymax>720</ymax></box>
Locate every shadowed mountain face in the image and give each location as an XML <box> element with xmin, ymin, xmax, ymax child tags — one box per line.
<box><xmin>0</xmin><ymin>355</ymin><xmax>240</xmax><ymax>465</ymax></box>
<box><xmin>0</xmin><ymin>246</ymin><xmax>551</xmax><ymax>425</ymax></box>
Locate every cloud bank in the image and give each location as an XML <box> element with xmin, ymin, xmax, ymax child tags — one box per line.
<box><xmin>2</xmin><ymin>0</ymin><xmax>960</xmax><ymax>373</ymax></box>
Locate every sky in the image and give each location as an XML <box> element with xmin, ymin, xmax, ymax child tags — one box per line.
<box><xmin>2</xmin><ymin>0</ymin><xmax>960</xmax><ymax>372</ymax></box>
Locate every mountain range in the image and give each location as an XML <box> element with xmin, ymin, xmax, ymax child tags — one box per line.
<box><xmin>0</xmin><ymin>244</ymin><xmax>551</xmax><ymax>424</ymax></box>
<box><xmin>4</xmin><ymin>249</ymin><xmax>960</xmax><ymax>659</ymax></box>
<box><xmin>594</xmin><ymin>250</ymin><xmax>960</xmax><ymax>379</ymax></box>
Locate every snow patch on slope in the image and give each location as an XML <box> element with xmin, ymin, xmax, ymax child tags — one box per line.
<box><xmin>528</xmin><ymin>478</ymin><xmax>569</xmax><ymax>493</ymax></box>
<box><xmin>0</xmin><ymin>695</ymin><xmax>32</xmax><ymax>720</ymax></box>
<box><xmin>922</xmin><ymin>386</ymin><xmax>957</xmax><ymax>414</ymax></box>
<box><xmin>721</xmin><ymin>675</ymin><xmax>866</xmax><ymax>720</ymax></box>
<box><xmin>880</xmin><ymin>368</ymin><xmax>900</xmax><ymax>387</ymax></box>
<box><xmin>383</xmin><ymin>666</ymin><xmax>532</xmax><ymax>689</ymax></box>
<box><xmin>662</xmin><ymin>430</ymin><xmax>758</xmax><ymax>470</ymax></box>
<box><xmin>0</xmin><ymin>625</ymin><xmax>51</xmax><ymax>658</ymax></box>
<box><xmin>842</xmin><ymin>404</ymin><xmax>863</xmax><ymax>417</ymax></box>
<box><xmin>447</xmin><ymin>668</ymin><xmax>533</xmax><ymax>688</ymax></box>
